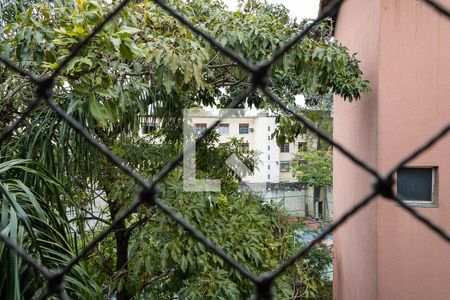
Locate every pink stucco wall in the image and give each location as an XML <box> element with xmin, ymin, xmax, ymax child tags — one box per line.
<box><xmin>334</xmin><ymin>0</ymin><xmax>450</xmax><ymax>299</ymax></box>
<box><xmin>333</xmin><ymin>0</ymin><xmax>380</xmax><ymax>299</ymax></box>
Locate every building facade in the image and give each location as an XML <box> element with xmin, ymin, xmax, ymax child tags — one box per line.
<box><xmin>328</xmin><ymin>0</ymin><xmax>450</xmax><ymax>299</ymax></box>
<box><xmin>141</xmin><ymin>110</ymin><xmax>332</xmax><ymax>220</ymax></box>
<box><xmin>189</xmin><ymin>111</ymin><xmax>306</xmax><ymax>184</ymax></box>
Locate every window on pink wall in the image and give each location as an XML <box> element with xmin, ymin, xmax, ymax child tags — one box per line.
<box><xmin>397</xmin><ymin>167</ymin><xmax>438</xmax><ymax>206</ymax></box>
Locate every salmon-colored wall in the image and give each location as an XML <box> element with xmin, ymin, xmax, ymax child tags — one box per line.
<box><xmin>333</xmin><ymin>0</ymin><xmax>380</xmax><ymax>299</ymax></box>
<box><xmin>334</xmin><ymin>0</ymin><xmax>450</xmax><ymax>299</ymax></box>
<box><xmin>377</xmin><ymin>1</ymin><xmax>450</xmax><ymax>299</ymax></box>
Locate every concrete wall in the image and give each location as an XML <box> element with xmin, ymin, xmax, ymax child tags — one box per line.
<box><xmin>377</xmin><ymin>1</ymin><xmax>450</xmax><ymax>299</ymax></box>
<box><xmin>334</xmin><ymin>0</ymin><xmax>450</xmax><ymax>299</ymax></box>
<box><xmin>262</xmin><ymin>188</ymin><xmax>312</xmax><ymax>216</ymax></box>
<box><xmin>333</xmin><ymin>0</ymin><xmax>380</xmax><ymax>299</ymax></box>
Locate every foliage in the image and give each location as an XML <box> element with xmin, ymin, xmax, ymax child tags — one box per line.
<box><xmin>0</xmin><ymin>158</ymin><xmax>99</xmax><ymax>299</ymax></box>
<box><xmin>89</xmin><ymin>183</ymin><xmax>333</xmax><ymax>299</ymax></box>
<box><xmin>0</xmin><ymin>0</ymin><xmax>368</xmax><ymax>298</ymax></box>
<box><xmin>290</xmin><ymin>222</ymin><xmax>333</xmax><ymax>299</ymax></box>
<box><xmin>292</xmin><ymin>150</ymin><xmax>333</xmax><ymax>187</ymax></box>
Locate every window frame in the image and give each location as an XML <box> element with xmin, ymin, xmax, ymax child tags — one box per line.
<box><xmin>280</xmin><ymin>161</ymin><xmax>290</xmax><ymax>172</ymax></box>
<box><xmin>141</xmin><ymin>122</ymin><xmax>157</xmax><ymax>134</ymax></box>
<box><xmin>298</xmin><ymin>142</ymin><xmax>307</xmax><ymax>150</ymax></box>
<box><xmin>193</xmin><ymin>123</ymin><xmax>207</xmax><ymax>135</ymax></box>
<box><xmin>239</xmin><ymin>123</ymin><xmax>249</xmax><ymax>134</ymax></box>
<box><xmin>396</xmin><ymin>166</ymin><xmax>438</xmax><ymax>208</ymax></box>
<box><xmin>219</xmin><ymin>123</ymin><xmax>229</xmax><ymax>135</ymax></box>
<box><xmin>280</xmin><ymin>143</ymin><xmax>290</xmax><ymax>153</ymax></box>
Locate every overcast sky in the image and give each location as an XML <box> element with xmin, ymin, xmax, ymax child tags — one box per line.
<box><xmin>224</xmin><ymin>0</ymin><xmax>320</xmax><ymax>20</ymax></box>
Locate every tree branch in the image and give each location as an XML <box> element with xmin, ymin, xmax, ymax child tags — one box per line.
<box><xmin>207</xmin><ymin>62</ymin><xmax>238</xmax><ymax>69</ymax></box>
<box><xmin>124</xmin><ymin>70</ymin><xmax>153</xmax><ymax>77</ymax></box>
<box><xmin>210</xmin><ymin>75</ymin><xmax>248</xmax><ymax>87</ymax></box>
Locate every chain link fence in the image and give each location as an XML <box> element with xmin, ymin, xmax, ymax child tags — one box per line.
<box><xmin>0</xmin><ymin>0</ymin><xmax>449</xmax><ymax>299</ymax></box>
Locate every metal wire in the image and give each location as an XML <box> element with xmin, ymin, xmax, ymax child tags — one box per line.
<box><xmin>0</xmin><ymin>0</ymin><xmax>449</xmax><ymax>298</ymax></box>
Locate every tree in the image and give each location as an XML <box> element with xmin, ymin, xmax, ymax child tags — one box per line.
<box><xmin>0</xmin><ymin>0</ymin><xmax>368</xmax><ymax>298</ymax></box>
<box><xmin>0</xmin><ymin>159</ymin><xmax>99</xmax><ymax>299</ymax></box>
<box><xmin>293</xmin><ymin>149</ymin><xmax>333</xmax><ymax>188</ymax></box>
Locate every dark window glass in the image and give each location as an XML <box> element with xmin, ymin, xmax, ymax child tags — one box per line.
<box><xmin>280</xmin><ymin>143</ymin><xmax>290</xmax><ymax>153</ymax></box>
<box><xmin>318</xmin><ymin>201</ymin><xmax>323</xmax><ymax>218</ymax></box>
<box><xmin>239</xmin><ymin>123</ymin><xmax>249</xmax><ymax>134</ymax></box>
<box><xmin>194</xmin><ymin>123</ymin><xmax>207</xmax><ymax>135</ymax></box>
<box><xmin>142</xmin><ymin>123</ymin><xmax>157</xmax><ymax>134</ymax></box>
<box><xmin>280</xmin><ymin>161</ymin><xmax>290</xmax><ymax>172</ymax></box>
<box><xmin>397</xmin><ymin>168</ymin><xmax>433</xmax><ymax>201</ymax></box>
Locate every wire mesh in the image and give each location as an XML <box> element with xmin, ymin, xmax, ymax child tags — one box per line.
<box><xmin>0</xmin><ymin>0</ymin><xmax>449</xmax><ymax>298</ymax></box>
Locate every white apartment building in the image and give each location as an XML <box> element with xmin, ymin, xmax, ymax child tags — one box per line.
<box><xmin>140</xmin><ymin>109</ymin><xmax>332</xmax><ymax>220</ymax></box>
<box><xmin>187</xmin><ymin>111</ymin><xmax>307</xmax><ymax>184</ymax></box>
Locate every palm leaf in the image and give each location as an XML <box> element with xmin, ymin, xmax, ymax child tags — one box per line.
<box><xmin>0</xmin><ymin>158</ymin><xmax>100</xmax><ymax>299</ymax></box>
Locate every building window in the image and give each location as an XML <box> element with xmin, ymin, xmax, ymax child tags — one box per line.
<box><xmin>268</xmin><ymin>135</ymin><xmax>271</xmax><ymax>141</ymax></box>
<box><xmin>280</xmin><ymin>161</ymin><xmax>290</xmax><ymax>172</ymax></box>
<box><xmin>268</xmin><ymin>145</ymin><xmax>270</xmax><ymax>151</ymax></box>
<box><xmin>219</xmin><ymin>123</ymin><xmax>229</xmax><ymax>135</ymax></box>
<box><xmin>268</xmin><ymin>174</ymin><xmax>270</xmax><ymax>179</ymax></box>
<box><xmin>142</xmin><ymin>122</ymin><xmax>157</xmax><ymax>134</ymax></box>
<box><xmin>194</xmin><ymin>123</ymin><xmax>207</xmax><ymax>135</ymax></box>
<box><xmin>298</xmin><ymin>142</ymin><xmax>307</xmax><ymax>150</ymax></box>
<box><xmin>280</xmin><ymin>143</ymin><xmax>290</xmax><ymax>153</ymax></box>
<box><xmin>315</xmin><ymin>201</ymin><xmax>324</xmax><ymax>220</ymax></box>
<box><xmin>268</xmin><ymin>164</ymin><xmax>270</xmax><ymax>170</ymax></box>
<box><xmin>268</xmin><ymin>155</ymin><xmax>270</xmax><ymax>160</ymax></box>
<box><xmin>268</xmin><ymin>126</ymin><xmax>270</xmax><ymax>132</ymax></box>
<box><xmin>239</xmin><ymin>123</ymin><xmax>249</xmax><ymax>134</ymax></box>
<box><xmin>241</xmin><ymin>143</ymin><xmax>249</xmax><ymax>150</ymax></box>
<box><xmin>397</xmin><ymin>167</ymin><xmax>437</xmax><ymax>204</ymax></box>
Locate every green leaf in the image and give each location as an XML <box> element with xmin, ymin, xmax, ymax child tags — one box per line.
<box><xmin>128</xmin><ymin>41</ymin><xmax>146</xmax><ymax>58</ymax></box>
<box><xmin>110</xmin><ymin>36</ymin><xmax>121</xmax><ymax>52</ymax></box>
<box><xmin>192</xmin><ymin>65</ymin><xmax>202</xmax><ymax>88</ymax></box>
<box><xmin>89</xmin><ymin>100</ymin><xmax>112</xmax><ymax>122</ymax></box>
<box><xmin>119</xmin><ymin>42</ymin><xmax>133</xmax><ymax>60</ymax></box>
<box><xmin>170</xmin><ymin>246</ymin><xmax>178</xmax><ymax>262</ymax></box>
<box><xmin>95</xmin><ymin>89</ymin><xmax>115</xmax><ymax>98</ymax></box>
<box><xmin>162</xmin><ymin>68</ymin><xmax>175</xmax><ymax>93</ymax></box>
<box><xmin>115</xmin><ymin>26</ymin><xmax>141</xmax><ymax>36</ymax></box>
<box><xmin>180</xmin><ymin>255</ymin><xmax>188</xmax><ymax>272</ymax></box>
<box><xmin>169</xmin><ymin>53</ymin><xmax>178</xmax><ymax>73</ymax></box>
<box><xmin>161</xmin><ymin>247</ymin><xmax>169</xmax><ymax>269</ymax></box>
<box><xmin>120</xmin><ymin>41</ymin><xmax>133</xmax><ymax>60</ymax></box>
<box><xmin>34</xmin><ymin>32</ymin><xmax>44</xmax><ymax>44</ymax></box>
